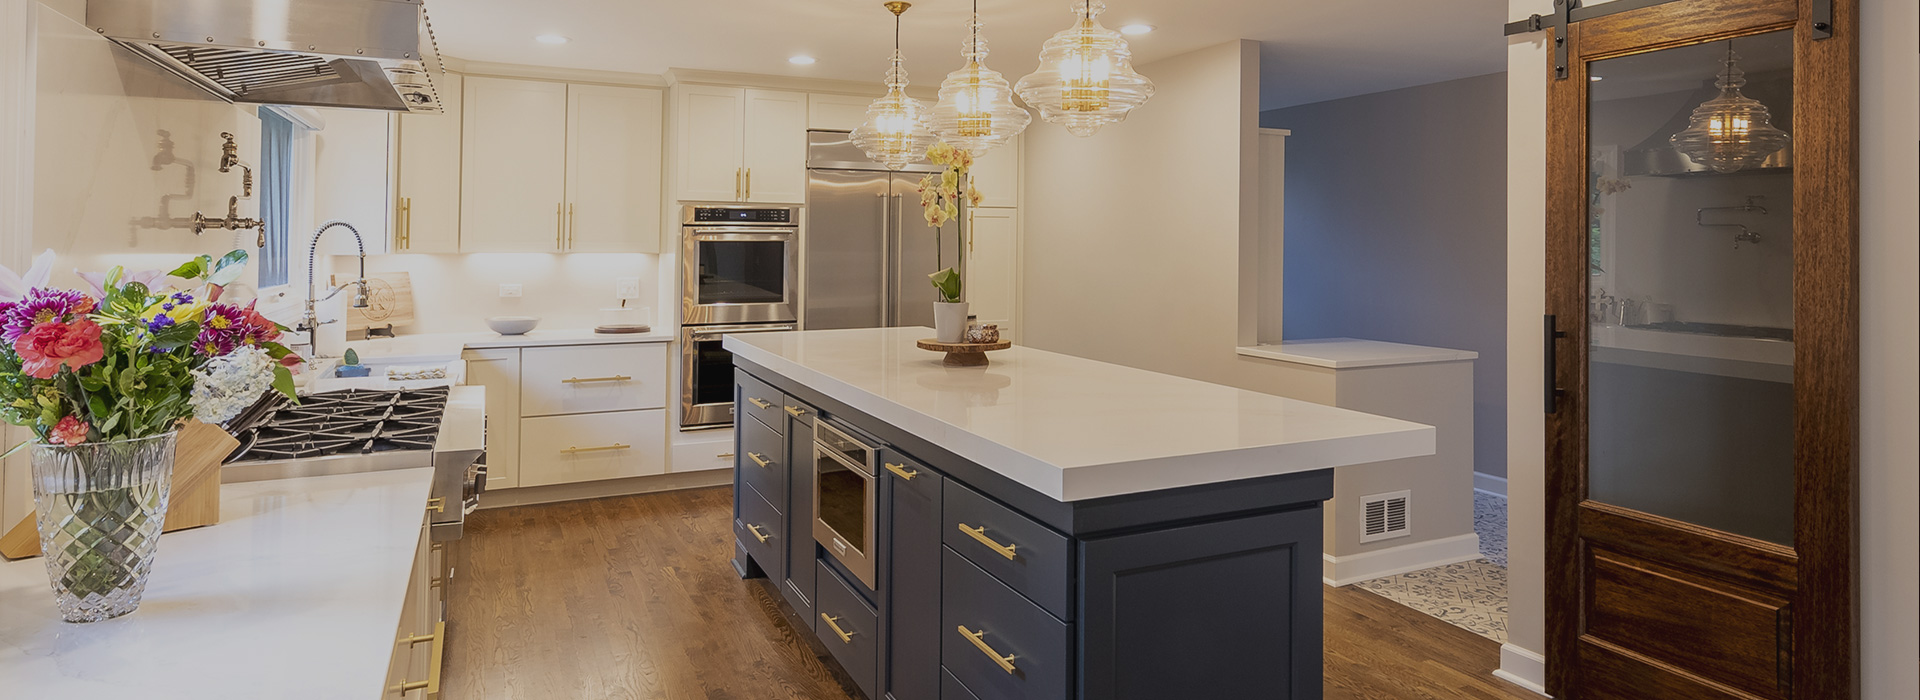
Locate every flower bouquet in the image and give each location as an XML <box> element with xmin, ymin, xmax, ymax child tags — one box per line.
<box><xmin>0</xmin><ymin>249</ymin><xmax>300</xmax><ymax>622</ymax></box>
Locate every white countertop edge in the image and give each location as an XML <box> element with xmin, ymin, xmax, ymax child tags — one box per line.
<box><xmin>1237</xmin><ymin>338</ymin><xmax>1480</xmax><ymax>369</ymax></box>
<box><xmin>460</xmin><ymin>328</ymin><xmax>674</xmax><ymax>349</ymax></box>
<box><xmin>728</xmin><ymin>336</ymin><xmax>1439</xmax><ymax>502</ymax></box>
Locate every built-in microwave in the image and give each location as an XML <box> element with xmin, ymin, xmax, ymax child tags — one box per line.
<box><xmin>813</xmin><ymin>419</ymin><xmax>878</xmax><ymax>590</ymax></box>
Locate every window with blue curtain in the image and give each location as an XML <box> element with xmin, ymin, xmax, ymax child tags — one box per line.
<box><xmin>258</xmin><ymin>110</ymin><xmax>294</xmax><ymax>288</ymax></box>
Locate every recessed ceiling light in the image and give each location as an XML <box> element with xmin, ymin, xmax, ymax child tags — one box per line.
<box><xmin>535</xmin><ymin>34</ymin><xmax>570</xmax><ymax>45</ymax></box>
<box><xmin>1119</xmin><ymin>24</ymin><xmax>1154</xmax><ymax>35</ymax></box>
<box><xmin>1589</xmin><ymin>75</ymin><xmax>1603</xmax><ymax>81</ymax></box>
<box><xmin>788</xmin><ymin>55</ymin><xmax>817</xmax><ymax>65</ymax></box>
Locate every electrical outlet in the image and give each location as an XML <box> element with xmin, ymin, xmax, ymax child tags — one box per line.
<box><xmin>615</xmin><ymin>277</ymin><xmax>642</xmax><ymax>299</ymax></box>
<box><xmin>499</xmin><ymin>283</ymin><xmax>523</xmax><ymax>298</ymax></box>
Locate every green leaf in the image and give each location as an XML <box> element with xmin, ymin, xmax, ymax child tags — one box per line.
<box><xmin>206</xmin><ymin>249</ymin><xmax>250</xmax><ymax>287</ymax></box>
<box><xmin>271</xmin><ymin>365</ymin><xmax>297</xmax><ymax>402</ymax></box>
<box><xmin>168</xmin><ymin>256</ymin><xmax>210</xmax><ymax>280</ymax></box>
<box><xmin>104</xmin><ymin>266</ymin><xmax>124</xmax><ymax>292</ymax></box>
<box><xmin>98</xmin><ymin>412</ymin><xmax>121</xmax><ymax>435</ymax></box>
<box><xmin>150</xmin><ymin>322</ymin><xmax>199</xmax><ymax>351</ymax></box>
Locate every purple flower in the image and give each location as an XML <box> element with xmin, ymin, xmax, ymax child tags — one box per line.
<box><xmin>193</xmin><ymin>332</ymin><xmax>237</xmax><ymax>357</ymax></box>
<box><xmin>1</xmin><ymin>288</ymin><xmax>93</xmax><ymax>343</ymax></box>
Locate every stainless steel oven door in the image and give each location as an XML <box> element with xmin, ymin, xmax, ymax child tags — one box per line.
<box><xmin>682</xmin><ymin>228</ymin><xmax>798</xmax><ymax>325</ymax></box>
<box><xmin>680</xmin><ymin>322</ymin><xmax>797</xmax><ymax>430</ymax></box>
<box><xmin>813</xmin><ymin>420</ymin><xmax>877</xmax><ymax>590</ymax></box>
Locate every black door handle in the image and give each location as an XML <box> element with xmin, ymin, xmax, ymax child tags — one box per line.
<box><xmin>1545</xmin><ymin>314</ymin><xmax>1568</xmax><ymax>414</ymax></box>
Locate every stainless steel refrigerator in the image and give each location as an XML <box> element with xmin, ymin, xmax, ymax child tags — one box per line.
<box><xmin>804</xmin><ymin>131</ymin><xmax>964</xmax><ymax>330</ymax></box>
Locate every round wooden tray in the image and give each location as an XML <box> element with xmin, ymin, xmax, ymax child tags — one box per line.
<box><xmin>917</xmin><ymin>338</ymin><xmax>1012</xmax><ymax>367</ymax></box>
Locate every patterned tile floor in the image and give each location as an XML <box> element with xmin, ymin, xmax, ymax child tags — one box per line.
<box><xmin>1353</xmin><ymin>491</ymin><xmax>1510</xmax><ymax>643</ymax></box>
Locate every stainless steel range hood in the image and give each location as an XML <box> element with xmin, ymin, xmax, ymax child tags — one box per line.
<box><xmin>86</xmin><ymin>0</ymin><xmax>445</xmax><ymax>113</ymax></box>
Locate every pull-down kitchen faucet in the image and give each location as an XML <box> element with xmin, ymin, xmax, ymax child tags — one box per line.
<box><xmin>299</xmin><ymin>220</ymin><xmax>371</xmax><ymax>361</ymax></box>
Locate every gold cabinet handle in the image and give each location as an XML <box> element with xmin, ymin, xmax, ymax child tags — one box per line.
<box><xmin>746</xmin><ymin>523</ymin><xmax>769</xmax><ymax>543</ymax></box>
<box><xmin>397</xmin><ymin>621</ymin><xmax>446</xmax><ymax>693</ymax></box>
<box><xmin>561</xmin><ymin>443</ymin><xmax>631</xmax><ymax>454</ymax></box>
<box><xmin>783</xmin><ymin>405</ymin><xmax>807</xmax><ymax>418</ymax></box>
<box><xmin>957</xmin><ymin>523</ymin><xmax>1018</xmax><ymax>560</ymax></box>
<box><xmin>396</xmin><ymin>197</ymin><xmax>411</xmax><ymax>249</ymax></box>
<box><xmin>885</xmin><ymin>462</ymin><xmax>918</xmax><ymax>481</ymax></box>
<box><xmin>735</xmin><ymin>168</ymin><xmax>743</xmax><ymax>200</ymax></box>
<box><xmin>567</xmin><ymin>202</ymin><xmax>576</xmax><ymax>249</ymax></box>
<box><xmin>821</xmin><ymin>613</ymin><xmax>856</xmax><ymax>644</ymax></box>
<box><xmin>746</xmin><ymin>452</ymin><xmax>773</xmax><ymax>468</ymax></box>
<box><xmin>746</xmin><ymin>397</ymin><xmax>773</xmax><ymax>409</ymax></box>
<box><xmin>425</xmin><ymin>497</ymin><xmax>445</xmax><ymax>513</ymax></box>
<box><xmin>745</xmin><ymin>167</ymin><xmax>752</xmax><ymax>200</ymax></box>
<box><xmin>957</xmin><ymin>625</ymin><xmax>1018</xmax><ymax>674</ymax></box>
<box><xmin>556</xmin><ymin>202</ymin><xmax>565</xmax><ymax>249</ymax></box>
<box><xmin>562</xmin><ymin>375</ymin><xmax>632</xmax><ymax>384</ymax></box>
<box><xmin>717</xmin><ymin>452</ymin><xmax>735</xmax><ymax>459</ymax></box>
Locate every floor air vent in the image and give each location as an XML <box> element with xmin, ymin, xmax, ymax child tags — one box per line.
<box><xmin>1359</xmin><ymin>490</ymin><xmax>1411</xmax><ymax>543</ymax></box>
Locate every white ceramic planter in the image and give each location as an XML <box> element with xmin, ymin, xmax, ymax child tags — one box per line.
<box><xmin>933</xmin><ymin>302</ymin><xmax>970</xmax><ymax>343</ymax></box>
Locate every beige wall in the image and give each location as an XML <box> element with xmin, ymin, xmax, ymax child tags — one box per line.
<box><xmin>1502</xmin><ymin>0</ymin><xmax>1920</xmax><ymax>695</ymax></box>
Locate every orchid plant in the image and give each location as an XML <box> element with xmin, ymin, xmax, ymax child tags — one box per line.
<box><xmin>916</xmin><ymin>142</ymin><xmax>985</xmax><ymax>228</ymax></box>
<box><xmin>0</xmin><ymin>250</ymin><xmax>300</xmax><ymax>452</ymax></box>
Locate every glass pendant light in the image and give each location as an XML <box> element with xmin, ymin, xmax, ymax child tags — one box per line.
<box><xmin>1015</xmin><ymin>0</ymin><xmax>1154</xmax><ymax>137</ymax></box>
<box><xmin>928</xmin><ymin>0</ymin><xmax>1030</xmax><ymax>155</ymax></box>
<box><xmin>850</xmin><ymin>2</ymin><xmax>939</xmax><ymax>171</ymax></box>
<box><xmin>1669</xmin><ymin>43</ymin><xmax>1790</xmax><ymax>174</ymax></box>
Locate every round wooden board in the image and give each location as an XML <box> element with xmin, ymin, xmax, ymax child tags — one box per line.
<box><xmin>916</xmin><ymin>338</ymin><xmax>1012</xmax><ymax>367</ymax></box>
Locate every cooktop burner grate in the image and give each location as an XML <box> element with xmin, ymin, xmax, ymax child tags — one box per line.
<box><xmin>225</xmin><ymin>386</ymin><xmax>450</xmax><ymax>463</ymax></box>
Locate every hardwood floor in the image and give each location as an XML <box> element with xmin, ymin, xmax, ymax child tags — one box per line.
<box><xmin>445</xmin><ymin>486</ymin><xmax>1539</xmax><ymax>700</ymax></box>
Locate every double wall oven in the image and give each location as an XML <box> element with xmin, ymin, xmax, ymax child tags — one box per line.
<box><xmin>680</xmin><ymin>205</ymin><xmax>799</xmax><ymax>430</ymax></box>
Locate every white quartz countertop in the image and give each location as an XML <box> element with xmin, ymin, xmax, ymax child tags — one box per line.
<box><xmin>0</xmin><ymin>468</ymin><xmax>433</xmax><ymax>699</ymax></box>
<box><xmin>347</xmin><ymin>327</ymin><xmax>674</xmax><ymax>362</ymax></box>
<box><xmin>726</xmin><ymin>327</ymin><xmax>1436</xmax><ymax>502</ymax></box>
<box><xmin>1237</xmin><ymin>338</ymin><xmax>1480</xmax><ymax>368</ymax></box>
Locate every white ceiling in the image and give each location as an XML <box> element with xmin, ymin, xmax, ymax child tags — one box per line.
<box><xmin>429</xmin><ymin>0</ymin><xmax>1508</xmax><ymax>111</ymax></box>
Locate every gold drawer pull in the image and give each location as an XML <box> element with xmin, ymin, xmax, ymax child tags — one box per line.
<box><xmin>425</xmin><ymin>497</ymin><xmax>445</xmax><ymax>513</ymax></box>
<box><xmin>958</xmin><ymin>523</ymin><xmax>1018</xmax><ymax>560</ymax></box>
<box><xmin>746</xmin><ymin>396</ymin><xmax>774</xmax><ymax>409</ymax></box>
<box><xmin>747</xmin><ymin>452</ymin><xmax>773</xmax><ymax>468</ymax></box>
<box><xmin>746</xmin><ymin>523</ymin><xmax>770</xmax><ymax>543</ymax></box>
<box><xmin>562</xmin><ymin>375</ymin><xmax>631</xmax><ymax>384</ymax></box>
<box><xmin>884</xmin><ymin>462</ymin><xmax>918</xmax><ymax>480</ymax></box>
<box><xmin>958</xmin><ymin>625</ymin><xmax>1018</xmax><ymax>674</ymax></box>
<box><xmin>820</xmin><ymin>613</ymin><xmax>856</xmax><ymax>644</ymax></box>
<box><xmin>561</xmin><ymin>443</ymin><xmax>631</xmax><ymax>454</ymax></box>
<box><xmin>396</xmin><ymin>620</ymin><xmax>446</xmax><ymax>693</ymax></box>
<box><xmin>717</xmin><ymin>452</ymin><xmax>735</xmax><ymax>459</ymax></box>
<box><xmin>784</xmin><ymin>405</ymin><xmax>807</xmax><ymax>417</ymax></box>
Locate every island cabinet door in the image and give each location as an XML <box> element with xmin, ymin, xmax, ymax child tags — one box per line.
<box><xmin>782</xmin><ymin>400</ymin><xmax>818</xmax><ymax>626</ymax></box>
<box><xmin>878</xmin><ymin>449</ymin><xmax>942</xmax><ymax>700</ymax></box>
<box><xmin>1078</xmin><ymin>505</ymin><xmax>1324</xmax><ymax>700</ymax></box>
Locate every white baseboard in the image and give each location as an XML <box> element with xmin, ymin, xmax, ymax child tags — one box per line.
<box><xmin>1323</xmin><ymin>533</ymin><xmax>1483</xmax><ymax>587</ymax></box>
<box><xmin>1474</xmin><ymin>471</ymin><xmax>1508</xmax><ymax>497</ymax></box>
<box><xmin>1493</xmin><ymin>643</ymin><xmax>1551</xmax><ymax>697</ymax></box>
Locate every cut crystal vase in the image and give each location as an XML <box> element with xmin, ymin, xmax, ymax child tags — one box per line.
<box><xmin>29</xmin><ymin>432</ymin><xmax>176</xmax><ymax>623</ymax></box>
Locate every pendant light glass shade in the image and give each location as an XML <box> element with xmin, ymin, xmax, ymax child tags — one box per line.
<box><xmin>928</xmin><ymin>6</ymin><xmax>1030</xmax><ymax>155</ymax></box>
<box><xmin>851</xmin><ymin>2</ymin><xmax>939</xmax><ymax>171</ymax></box>
<box><xmin>1014</xmin><ymin>1</ymin><xmax>1153</xmax><ymax>137</ymax></box>
<box><xmin>1668</xmin><ymin>45</ymin><xmax>1790</xmax><ymax>174</ymax></box>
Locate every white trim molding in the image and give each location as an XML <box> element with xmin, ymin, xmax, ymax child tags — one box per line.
<box><xmin>1494</xmin><ymin>643</ymin><xmax>1552</xmax><ymax>697</ymax></box>
<box><xmin>1474</xmin><ymin>471</ymin><xmax>1509</xmax><ymax>497</ymax></box>
<box><xmin>1322</xmin><ymin>532</ymin><xmax>1482</xmax><ymax>587</ymax></box>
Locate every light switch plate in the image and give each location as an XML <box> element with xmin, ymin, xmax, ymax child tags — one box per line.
<box><xmin>615</xmin><ymin>277</ymin><xmax>642</xmax><ymax>300</ymax></box>
<box><xmin>499</xmin><ymin>283</ymin><xmax>523</xmax><ymax>298</ymax></box>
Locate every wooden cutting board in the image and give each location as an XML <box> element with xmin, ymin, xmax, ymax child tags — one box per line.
<box><xmin>0</xmin><ymin>421</ymin><xmax>236</xmax><ymax>561</ymax></box>
<box><xmin>333</xmin><ymin>270</ymin><xmax>415</xmax><ymax>333</ymax></box>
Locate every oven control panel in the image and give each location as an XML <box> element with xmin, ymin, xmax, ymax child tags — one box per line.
<box><xmin>690</xmin><ymin>207</ymin><xmax>793</xmax><ymax>224</ymax></box>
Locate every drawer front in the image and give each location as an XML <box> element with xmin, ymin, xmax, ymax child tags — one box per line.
<box><xmin>943</xmin><ymin>482</ymin><xmax>1073</xmax><ymax>620</ymax></box>
<box><xmin>670</xmin><ymin>430</ymin><xmax>735</xmax><ymax>473</ymax></box>
<box><xmin>735</xmin><ymin>371</ymin><xmax>786</xmax><ymax>436</ymax></box>
<box><xmin>941</xmin><ymin>548</ymin><xmax>1071</xmax><ymax>700</ymax></box>
<box><xmin>883</xmin><ymin>448</ymin><xmax>944</xmax><ymax>700</ymax></box>
<box><xmin>737</xmin><ymin>416</ymin><xmax>786</xmax><ymax>513</ymax></box>
<box><xmin>815</xmin><ymin>560</ymin><xmax>880</xmax><ymax>699</ymax></box>
<box><xmin>519</xmin><ymin>410</ymin><xmax>666</xmax><ymax>487</ymax></box>
<box><xmin>941</xmin><ymin>667</ymin><xmax>984</xmax><ymax>700</ymax></box>
<box><xmin>736</xmin><ymin>481</ymin><xmax>785</xmax><ymax>578</ymax></box>
<box><xmin>520</xmin><ymin>343</ymin><xmax>667</xmax><ymax>416</ymax></box>
<box><xmin>783</xmin><ymin>413</ymin><xmax>819</xmax><ymax>625</ymax></box>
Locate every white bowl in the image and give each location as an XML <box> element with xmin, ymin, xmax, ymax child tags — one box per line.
<box><xmin>485</xmin><ymin>316</ymin><xmax>540</xmax><ymax>335</ymax></box>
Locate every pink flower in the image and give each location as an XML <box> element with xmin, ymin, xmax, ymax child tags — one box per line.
<box><xmin>13</xmin><ymin>319</ymin><xmax>105</xmax><ymax>379</ymax></box>
<box><xmin>51</xmin><ymin>416</ymin><xmax>89</xmax><ymax>446</ymax></box>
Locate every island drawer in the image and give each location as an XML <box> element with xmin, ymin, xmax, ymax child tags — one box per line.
<box><xmin>941</xmin><ymin>667</ymin><xmax>983</xmax><ymax>700</ymax></box>
<box><xmin>521</xmin><ymin>344</ymin><xmax>667</xmax><ymax>417</ymax></box>
<box><xmin>815</xmin><ymin>560</ymin><xmax>880</xmax><ymax>699</ymax></box>
<box><xmin>736</xmin><ymin>482</ymin><xmax>785</xmax><ymax>578</ymax></box>
<box><xmin>738</xmin><ymin>415</ymin><xmax>785</xmax><ymax>513</ymax></box>
<box><xmin>735</xmin><ymin>371</ymin><xmax>787</xmax><ymax>435</ymax></box>
<box><xmin>943</xmin><ymin>482</ymin><xmax>1073</xmax><ymax>621</ymax></box>
<box><xmin>941</xmin><ymin>548</ymin><xmax>1071</xmax><ymax>700</ymax></box>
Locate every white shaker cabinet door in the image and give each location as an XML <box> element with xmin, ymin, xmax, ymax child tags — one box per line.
<box><xmin>808</xmin><ymin>93</ymin><xmax>875</xmax><ymax>132</ymax></box>
<box><xmin>676</xmin><ymin>85</ymin><xmax>747</xmax><ymax>202</ymax></box>
<box><xmin>461</xmin><ymin>348</ymin><xmax>521</xmax><ymax>489</ymax></box>
<box><xmin>741</xmin><ymin>88</ymin><xmax>808</xmax><ymax>203</ymax></box>
<box><xmin>968</xmin><ymin>133</ymin><xmax>1019</xmax><ymax>208</ymax></box>
<box><xmin>394</xmin><ymin>71</ymin><xmax>462</xmax><ymax>253</ymax></box>
<box><xmin>967</xmin><ymin>208</ymin><xmax>1018</xmax><ymax>341</ymax></box>
<box><xmin>566</xmin><ymin>84</ymin><xmax>664</xmax><ymax>253</ymax></box>
<box><xmin>460</xmin><ymin>76</ymin><xmax>568</xmax><ymax>252</ymax></box>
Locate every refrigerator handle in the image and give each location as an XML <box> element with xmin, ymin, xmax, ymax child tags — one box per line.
<box><xmin>878</xmin><ymin>192</ymin><xmax>892</xmax><ymax>327</ymax></box>
<box><xmin>892</xmin><ymin>192</ymin><xmax>906</xmax><ymax>325</ymax></box>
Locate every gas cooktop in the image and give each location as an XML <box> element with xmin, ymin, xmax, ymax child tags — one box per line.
<box><xmin>224</xmin><ymin>386</ymin><xmax>451</xmax><ymax>464</ymax></box>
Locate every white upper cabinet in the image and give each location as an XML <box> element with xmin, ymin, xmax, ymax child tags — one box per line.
<box><xmin>566</xmin><ymin>84</ymin><xmax>664</xmax><ymax>253</ymax></box>
<box><xmin>676</xmin><ymin>86</ymin><xmax>806</xmax><ymax>203</ymax></box>
<box><xmin>968</xmin><ymin>134</ymin><xmax>1020</xmax><ymax>208</ymax></box>
<box><xmin>312</xmin><ymin>108</ymin><xmax>396</xmax><ymax>255</ymax></box>
<box><xmin>807</xmin><ymin>93</ymin><xmax>874</xmax><ymax>132</ymax></box>
<box><xmin>461</xmin><ymin>76</ymin><xmax>569</xmax><ymax>252</ymax></box>
<box><xmin>393</xmin><ymin>71</ymin><xmax>462</xmax><ymax>253</ymax></box>
<box><xmin>967</xmin><ymin>207</ymin><xmax>1018</xmax><ymax>340</ymax></box>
